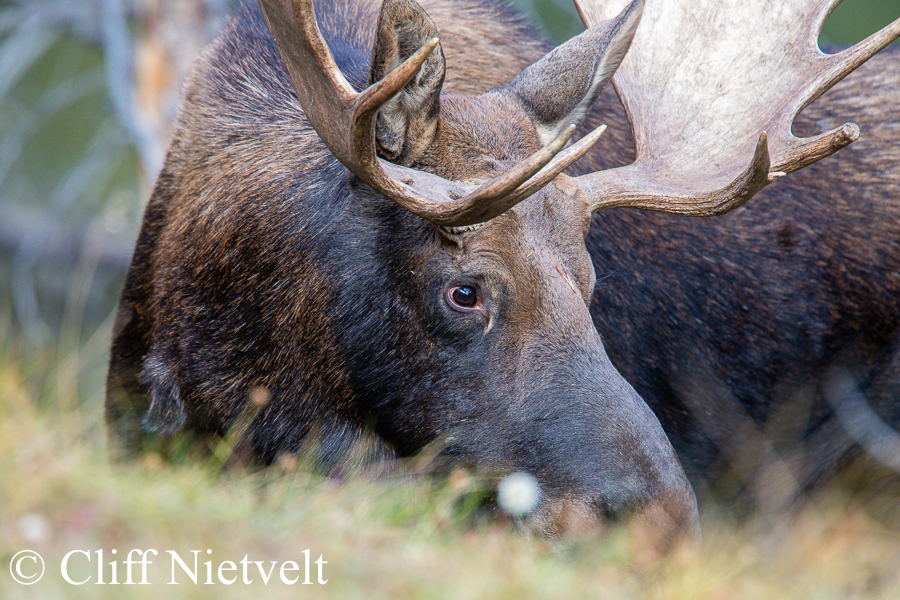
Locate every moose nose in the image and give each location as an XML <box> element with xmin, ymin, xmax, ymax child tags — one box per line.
<box><xmin>507</xmin><ymin>323</ymin><xmax>699</xmax><ymax>547</ymax></box>
<box><xmin>602</xmin><ymin>390</ymin><xmax>701</xmax><ymax>549</ymax></box>
<box><xmin>626</xmin><ymin>407</ymin><xmax>700</xmax><ymax>544</ymax></box>
<box><xmin>519</xmin><ymin>375</ymin><xmax>700</xmax><ymax>548</ymax></box>
<box><xmin>631</xmin><ymin>463</ymin><xmax>701</xmax><ymax>549</ymax></box>
<box><xmin>528</xmin><ymin>468</ymin><xmax>699</xmax><ymax>552</ymax></box>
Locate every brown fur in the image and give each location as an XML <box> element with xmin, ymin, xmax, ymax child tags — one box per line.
<box><xmin>579</xmin><ymin>51</ymin><xmax>900</xmax><ymax>505</ymax></box>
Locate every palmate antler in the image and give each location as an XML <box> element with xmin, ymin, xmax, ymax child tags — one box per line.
<box><xmin>574</xmin><ymin>0</ymin><xmax>900</xmax><ymax>215</ymax></box>
<box><xmin>257</xmin><ymin>0</ymin><xmax>605</xmax><ymax>227</ymax></box>
<box><xmin>260</xmin><ymin>0</ymin><xmax>899</xmax><ymax>225</ymax></box>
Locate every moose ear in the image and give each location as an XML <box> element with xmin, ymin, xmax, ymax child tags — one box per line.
<box><xmin>369</xmin><ymin>0</ymin><xmax>446</xmax><ymax>164</ymax></box>
<box><xmin>508</xmin><ymin>0</ymin><xmax>643</xmax><ymax>146</ymax></box>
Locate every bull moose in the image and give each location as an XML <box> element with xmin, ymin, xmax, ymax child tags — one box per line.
<box><xmin>105</xmin><ymin>0</ymin><xmax>900</xmax><ymax>540</ymax></box>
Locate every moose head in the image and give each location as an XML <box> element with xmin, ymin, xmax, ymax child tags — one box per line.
<box><xmin>108</xmin><ymin>0</ymin><xmax>893</xmax><ymax>544</ymax></box>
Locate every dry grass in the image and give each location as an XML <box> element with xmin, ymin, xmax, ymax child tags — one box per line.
<box><xmin>1</xmin><ymin>321</ymin><xmax>899</xmax><ymax>600</ymax></box>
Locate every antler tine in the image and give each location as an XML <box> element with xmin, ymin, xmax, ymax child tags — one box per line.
<box><xmin>769</xmin><ymin>14</ymin><xmax>900</xmax><ymax>174</ymax></box>
<box><xmin>430</xmin><ymin>123</ymin><xmax>609</xmax><ymax>223</ymax></box>
<box><xmin>574</xmin><ymin>0</ymin><xmax>900</xmax><ymax>216</ymax></box>
<box><xmin>809</xmin><ymin>0</ymin><xmax>844</xmax><ymax>33</ymax></box>
<box><xmin>504</xmin><ymin>123</ymin><xmax>608</xmax><ymax>206</ymax></box>
<box><xmin>355</xmin><ymin>39</ymin><xmax>442</xmax><ymax>120</ymax></box>
<box><xmin>258</xmin><ymin>0</ymin><xmax>355</xmax><ymax>153</ymax></box>
<box><xmin>769</xmin><ymin>122</ymin><xmax>860</xmax><ymax>175</ymax></box>
<box><xmin>258</xmin><ymin>0</ymin><xmax>434</xmax><ymax>187</ymax></box>
<box><xmin>350</xmin><ymin>39</ymin><xmax>441</xmax><ymax>179</ymax></box>
<box><xmin>258</xmin><ymin>0</ymin><xmax>580</xmax><ymax>228</ymax></box>
<box><xmin>460</xmin><ymin>125</ymin><xmax>577</xmax><ymax>206</ymax></box>
<box><xmin>377</xmin><ymin>124</ymin><xmax>581</xmax><ymax>226</ymax></box>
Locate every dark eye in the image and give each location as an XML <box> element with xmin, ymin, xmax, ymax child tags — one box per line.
<box><xmin>448</xmin><ymin>285</ymin><xmax>478</xmax><ymax>310</ymax></box>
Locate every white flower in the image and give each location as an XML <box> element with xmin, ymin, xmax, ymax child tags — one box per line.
<box><xmin>18</xmin><ymin>513</ymin><xmax>50</xmax><ymax>543</ymax></box>
<box><xmin>497</xmin><ymin>472</ymin><xmax>540</xmax><ymax>516</ymax></box>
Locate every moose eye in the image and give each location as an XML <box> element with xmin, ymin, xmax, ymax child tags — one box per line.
<box><xmin>448</xmin><ymin>285</ymin><xmax>479</xmax><ymax>310</ymax></box>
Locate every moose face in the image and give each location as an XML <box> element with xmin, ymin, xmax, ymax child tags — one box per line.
<box><xmin>373</xmin><ymin>185</ymin><xmax>698</xmax><ymax>538</ymax></box>
<box><xmin>334</xmin><ymin>84</ymin><xmax>697</xmax><ymax>537</ymax></box>
<box><xmin>120</xmin><ymin>0</ymin><xmax>896</xmax><ymax>546</ymax></box>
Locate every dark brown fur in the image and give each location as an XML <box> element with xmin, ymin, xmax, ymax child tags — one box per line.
<box><xmin>579</xmin><ymin>51</ymin><xmax>900</xmax><ymax>506</ymax></box>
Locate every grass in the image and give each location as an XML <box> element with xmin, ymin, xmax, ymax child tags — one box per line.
<box><xmin>1</xmin><ymin>315</ymin><xmax>900</xmax><ymax>600</ymax></box>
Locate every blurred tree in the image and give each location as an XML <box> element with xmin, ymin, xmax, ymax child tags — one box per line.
<box><xmin>133</xmin><ymin>0</ymin><xmax>234</xmax><ymax>171</ymax></box>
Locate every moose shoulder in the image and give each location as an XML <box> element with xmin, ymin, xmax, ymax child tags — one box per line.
<box><xmin>571</xmin><ymin>0</ymin><xmax>900</xmax><ymax>506</ymax></box>
<box><xmin>586</xmin><ymin>48</ymin><xmax>900</xmax><ymax>504</ymax></box>
<box><xmin>105</xmin><ymin>0</ymin><xmax>899</xmax><ymax>540</ymax></box>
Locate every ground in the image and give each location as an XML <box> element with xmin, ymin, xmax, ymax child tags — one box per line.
<box><xmin>1</xmin><ymin>322</ymin><xmax>899</xmax><ymax>599</ymax></box>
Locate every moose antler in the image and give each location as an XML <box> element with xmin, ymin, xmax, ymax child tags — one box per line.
<box><xmin>575</xmin><ymin>0</ymin><xmax>900</xmax><ymax>216</ymax></box>
<box><xmin>257</xmin><ymin>0</ymin><xmax>603</xmax><ymax>227</ymax></box>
